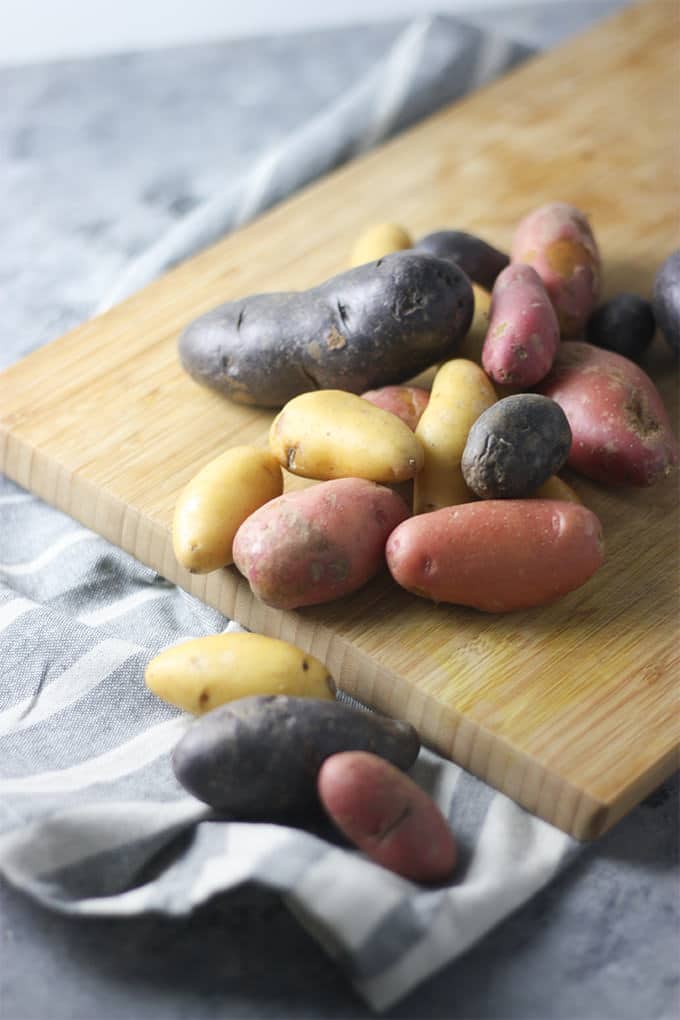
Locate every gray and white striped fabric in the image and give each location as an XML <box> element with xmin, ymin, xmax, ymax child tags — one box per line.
<box><xmin>1</xmin><ymin>16</ymin><xmax>580</xmax><ymax>1013</ymax></box>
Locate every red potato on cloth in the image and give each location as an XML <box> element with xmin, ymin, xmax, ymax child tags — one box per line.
<box><xmin>536</xmin><ymin>342</ymin><xmax>678</xmax><ymax>486</ymax></box>
<box><xmin>482</xmin><ymin>264</ymin><xmax>560</xmax><ymax>386</ymax></box>
<box><xmin>511</xmin><ymin>201</ymin><xmax>601</xmax><ymax>338</ymax></box>
<box><xmin>386</xmin><ymin>499</ymin><xmax>604</xmax><ymax>612</ymax></box>
<box><xmin>233</xmin><ymin>478</ymin><xmax>409</xmax><ymax>609</ymax></box>
<box><xmin>318</xmin><ymin>751</ymin><xmax>457</xmax><ymax>883</ymax></box>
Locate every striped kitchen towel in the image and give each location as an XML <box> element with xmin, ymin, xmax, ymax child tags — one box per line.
<box><xmin>0</xmin><ymin>15</ymin><xmax>581</xmax><ymax>1012</ymax></box>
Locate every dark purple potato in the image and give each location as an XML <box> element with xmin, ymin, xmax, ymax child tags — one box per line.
<box><xmin>179</xmin><ymin>253</ymin><xmax>473</xmax><ymax>408</ymax></box>
<box><xmin>413</xmin><ymin>230</ymin><xmax>509</xmax><ymax>289</ymax></box>
<box><xmin>586</xmin><ymin>293</ymin><xmax>655</xmax><ymax>362</ymax></box>
<box><xmin>653</xmin><ymin>250</ymin><xmax>680</xmax><ymax>357</ymax></box>
<box><xmin>461</xmin><ymin>394</ymin><xmax>572</xmax><ymax>499</ymax></box>
<box><xmin>172</xmin><ymin>695</ymin><xmax>421</xmax><ymax>818</ymax></box>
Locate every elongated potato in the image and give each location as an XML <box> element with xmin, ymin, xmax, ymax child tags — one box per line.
<box><xmin>361</xmin><ymin>385</ymin><xmax>430</xmax><ymax>430</ymax></box>
<box><xmin>511</xmin><ymin>202</ymin><xmax>601</xmax><ymax>337</ymax></box>
<box><xmin>350</xmin><ymin>223</ymin><xmax>412</xmax><ymax>267</ymax></box>
<box><xmin>172</xmin><ymin>446</ymin><xmax>283</xmax><ymax>573</ymax></box>
<box><xmin>270</xmin><ymin>390</ymin><xmax>424</xmax><ymax>483</ymax></box>
<box><xmin>172</xmin><ymin>695</ymin><xmax>420</xmax><ymax>817</ymax></box>
<box><xmin>457</xmin><ymin>284</ymin><xmax>491</xmax><ymax>365</ymax></box>
<box><xmin>482</xmin><ymin>264</ymin><xmax>560</xmax><ymax>386</ymax></box>
<box><xmin>413</xmin><ymin>229</ymin><xmax>509</xmax><ymax>289</ymax></box>
<box><xmin>537</xmin><ymin>342</ymin><xmax>678</xmax><ymax>486</ymax></box>
<box><xmin>414</xmin><ymin>359</ymin><xmax>496</xmax><ymax>513</ymax></box>
<box><xmin>179</xmin><ymin>253</ymin><xmax>473</xmax><ymax>408</ymax></box>
<box><xmin>386</xmin><ymin>500</ymin><xmax>605</xmax><ymax>612</ymax></box>
<box><xmin>318</xmin><ymin>752</ymin><xmax>457</xmax><ymax>882</ymax></box>
<box><xmin>233</xmin><ymin>478</ymin><xmax>410</xmax><ymax>609</ymax></box>
<box><xmin>145</xmin><ymin>633</ymin><xmax>335</xmax><ymax>715</ymax></box>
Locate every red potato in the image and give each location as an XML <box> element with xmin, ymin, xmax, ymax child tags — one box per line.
<box><xmin>386</xmin><ymin>499</ymin><xmax>604</xmax><ymax>612</ymax></box>
<box><xmin>536</xmin><ymin>342</ymin><xmax>678</xmax><ymax>486</ymax></box>
<box><xmin>511</xmin><ymin>202</ymin><xmax>601</xmax><ymax>337</ymax></box>
<box><xmin>318</xmin><ymin>751</ymin><xmax>457</xmax><ymax>883</ymax></box>
<box><xmin>482</xmin><ymin>264</ymin><xmax>560</xmax><ymax>386</ymax></box>
<box><xmin>232</xmin><ymin>478</ymin><xmax>409</xmax><ymax>609</ymax></box>
<box><xmin>361</xmin><ymin>385</ymin><xmax>430</xmax><ymax>431</ymax></box>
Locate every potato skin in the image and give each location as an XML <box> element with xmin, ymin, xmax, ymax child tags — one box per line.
<box><xmin>586</xmin><ymin>293</ymin><xmax>655</xmax><ymax>362</ymax></box>
<box><xmin>414</xmin><ymin>230</ymin><xmax>509</xmax><ymax>290</ymax></box>
<box><xmin>318</xmin><ymin>752</ymin><xmax>457</xmax><ymax>882</ymax></box>
<box><xmin>172</xmin><ymin>446</ymin><xmax>283</xmax><ymax>573</ymax></box>
<box><xmin>482</xmin><ymin>264</ymin><xmax>560</xmax><ymax>386</ymax></box>
<box><xmin>461</xmin><ymin>394</ymin><xmax>572</xmax><ymax>499</ymax></box>
<box><xmin>653</xmin><ymin>250</ymin><xmax>680</xmax><ymax>357</ymax></box>
<box><xmin>171</xmin><ymin>695</ymin><xmax>421</xmax><ymax>817</ymax></box>
<box><xmin>386</xmin><ymin>499</ymin><xmax>605</xmax><ymax>612</ymax></box>
<box><xmin>145</xmin><ymin>633</ymin><xmax>335</xmax><ymax>715</ymax></box>
<box><xmin>233</xmin><ymin>478</ymin><xmax>410</xmax><ymax>609</ymax></box>
<box><xmin>536</xmin><ymin>342</ymin><xmax>678</xmax><ymax>486</ymax></box>
<box><xmin>511</xmin><ymin>202</ymin><xmax>601</xmax><ymax>337</ymax></box>
<box><xmin>350</xmin><ymin>223</ymin><xmax>412</xmax><ymax>267</ymax></box>
<box><xmin>178</xmin><ymin>253</ymin><xmax>473</xmax><ymax>408</ymax></box>
<box><xmin>530</xmin><ymin>475</ymin><xmax>580</xmax><ymax>503</ymax></box>
<box><xmin>414</xmin><ymin>359</ymin><xmax>497</xmax><ymax>513</ymax></box>
<box><xmin>457</xmin><ymin>284</ymin><xmax>491</xmax><ymax>365</ymax></box>
<box><xmin>361</xmin><ymin>385</ymin><xmax>430</xmax><ymax>431</ymax></box>
<box><xmin>270</xmin><ymin>390</ymin><xmax>424</xmax><ymax>483</ymax></box>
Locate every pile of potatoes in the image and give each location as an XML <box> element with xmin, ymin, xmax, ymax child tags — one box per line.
<box><xmin>153</xmin><ymin>202</ymin><xmax>678</xmax><ymax>879</ymax></box>
<box><xmin>176</xmin><ymin>202</ymin><xmax>678</xmax><ymax>614</ymax></box>
<box><xmin>147</xmin><ymin>632</ymin><xmax>456</xmax><ymax>882</ymax></box>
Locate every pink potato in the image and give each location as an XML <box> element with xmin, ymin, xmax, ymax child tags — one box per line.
<box><xmin>511</xmin><ymin>202</ymin><xmax>601</xmax><ymax>337</ymax></box>
<box><xmin>386</xmin><ymin>499</ymin><xmax>605</xmax><ymax>612</ymax></box>
<box><xmin>361</xmin><ymin>385</ymin><xmax>430</xmax><ymax>430</ymax></box>
<box><xmin>536</xmin><ymin>342</ymin><xmax>678</xmax><ymax>486</ymax></box>
<box><xmin>317</xmin><ymin>751</ymin><xmax>457</xmax><ymax>883</ymax></box>
<box><xmin>482</xmin><ymin>264</ymin><xmax>560</xmax><ymax>386</ymax></box>
<box><xmin>232</xmin><ymin>478</ymin><xmax>409</xmax><ymax>609</ymax></box>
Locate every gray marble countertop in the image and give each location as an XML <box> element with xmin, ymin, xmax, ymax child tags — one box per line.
<box><xmin>1</xmin><ymin>8</ymin><xmax>678</xmax><ymax>1019</ymax></box>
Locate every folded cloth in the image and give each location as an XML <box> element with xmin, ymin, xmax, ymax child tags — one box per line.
<box><xmin>0</xmin><ymin>16</ymin><xmax>583</xmax><ymax>1012</ymax></box>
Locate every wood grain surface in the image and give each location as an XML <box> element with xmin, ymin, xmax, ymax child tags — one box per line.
<box><xmin>1</xmin><ymin>0</ymin><xmax>678</xmax><ymax>838</ymax></box>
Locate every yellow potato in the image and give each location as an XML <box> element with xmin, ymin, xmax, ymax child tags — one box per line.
<box><xmin>173</xmin><ymin>446</ymin><xmax>283</xmax><ymax>573</ymax></box>
<box><xmin>457</xmin><ymin>284</ymin><xmax>491</xmax><ymax>365</ymax></box>
<box><xmin>350</xmin><ymin>223</ymin><xmax>412</xmax><ymax>267</ymax></box>
<box><xmin>145</xmin><ymin>632</ymin><xmax>335</xmax><ymax>714</ymax></box>
<box><xmin>530</xmin><ymin>475</ymin><xmax>581</xmax><ymax>503</ymax></box>
<box><xmin>269</xmin><ymin>390</ymin><xmax>424</xmax><ymax>483</ymax></box>
<box><xmin>414</xmin><ymin>359</ymin><xmax>496</xmax><ymax>513</ymax></box>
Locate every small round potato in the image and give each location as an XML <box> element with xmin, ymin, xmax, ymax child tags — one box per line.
<box><xmin>350</xmin><ymin>223</ymin><xmax>412</xmax><ymax>267</ymax></box>
<box><xmin>587</xmin><ymin>293</ymin><xmax>655</xmax><ymax>362</ymax></box>
<box><xmin>461</xmin><ymin>394</ymin><xmax>572</xmax><ymax>499</ymax></box>
<box><xmin>173</xmin><ymin>446</ymin><xmax>283</xmax><ymax>573</ymax></box>
<box><xmin>145</xmin><ymin>633</ymin><xmax>335</xmax><ymax>715</ymax></box>
<box><xmin>269</xmin><ymin>390</ymin><xmax>424</xmax><ymax>483</ymax></box>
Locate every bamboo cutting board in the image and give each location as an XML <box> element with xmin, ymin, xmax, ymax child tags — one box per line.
<box><xmin>1</xmin><ymin>0</ymin><xmax>678</xmax><ymax>839</ymax></box>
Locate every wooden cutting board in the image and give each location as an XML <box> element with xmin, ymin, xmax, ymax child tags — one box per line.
<box><xmin>1</xmin><ymin>0</ymin><xmax>678</xmax><ymax>839</ymax></box>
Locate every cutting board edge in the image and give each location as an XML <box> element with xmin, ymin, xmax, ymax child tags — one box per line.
<box><xmin>4</xmin><ymin>424</ymin><xmax>675</xmax><ymax>841</ymax></box>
